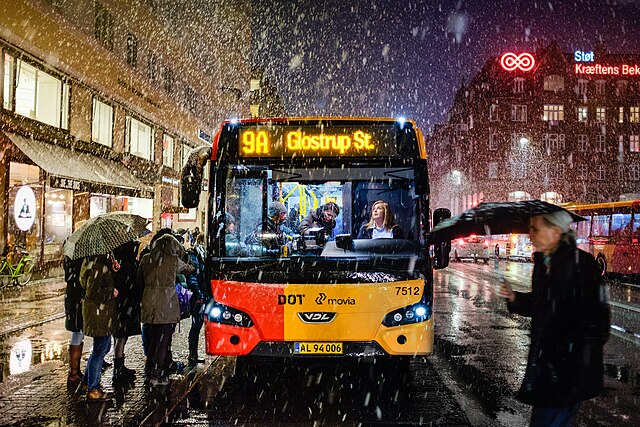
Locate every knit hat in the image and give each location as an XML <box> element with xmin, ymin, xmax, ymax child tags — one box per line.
<box><xmin>542</xmin><ymin>210</ymin><xmax>573</xmax><ymax>232</ymax></box>
<box><xmin>268</xmin><ymin>202</ymin><xmax>287</xmax><ymax>218</ymax></box>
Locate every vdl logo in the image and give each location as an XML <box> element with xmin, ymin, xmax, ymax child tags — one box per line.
<box><xmin>297</xmin><ymin>312</ymin><xmax>336</xmax><ymax>323</ymax></box>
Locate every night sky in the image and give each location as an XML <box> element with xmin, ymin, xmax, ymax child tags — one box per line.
<box><xmin>251</xmin><ymin>0</ymin><xmax>640</xmax><ymax>132</ymax></box>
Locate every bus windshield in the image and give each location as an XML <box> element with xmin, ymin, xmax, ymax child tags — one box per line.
<box><xmin>223</xmin><ymin>163</ymin><xmax>421</xmax><ymax>258</ymax></box>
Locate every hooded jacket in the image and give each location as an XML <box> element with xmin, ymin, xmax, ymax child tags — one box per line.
<box><xmin>507</xmin><ymin>242</ymin><xmax>610</xmax><ymax>407</ymax></box>
<box><xmin>79</xmin><ymin>255</ymin><xmax>117</xmax><ymax>337</ymax></box>
<box><xmin>137</xmin><ymin>234</ymin><xmax>195</xmax><ymax>324</ymax></box>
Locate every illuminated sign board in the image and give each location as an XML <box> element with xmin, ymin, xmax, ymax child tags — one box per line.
<box><xmin>500</xmin><ymin>52</ymin><xmax>535</xmax><ymax>72</ymax></box>
<box><xmin>574</xmin><ymin>50</ymin><xmax>640</xmax><ymax>76</ymax></box>
<box><xmin>238</xmin><ymin>124</ymin><xmax>399</xmax><ymax>157</ymax></box>
<box><xmin>14</xmin><ymin>185</ymin><xmax>36</xmax><ymax>232</ymax></box>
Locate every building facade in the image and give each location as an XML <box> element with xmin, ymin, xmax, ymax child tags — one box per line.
<box><xmin>0</xmin><ymin>0</ymin><xmax>251</xmax><ymax>271</ymax></box>
<box><xmin>429</xmin><ymin>42</ymin><xmax>640</xmax><ymax>215</ymax></box>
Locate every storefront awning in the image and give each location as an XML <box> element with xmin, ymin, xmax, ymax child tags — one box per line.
<box><xmin>7</xmin><ymin>132</ymin><xmax>153</xmax><ymax>199</ymax></box>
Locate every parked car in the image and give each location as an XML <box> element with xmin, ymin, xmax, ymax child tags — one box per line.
<box><xmin>451</xmin><ymin>235</ymin><xmax>489</xmax><ymax>263</ymax></box>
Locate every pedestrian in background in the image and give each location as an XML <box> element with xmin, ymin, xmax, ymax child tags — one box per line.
<box><xmin>137</xmin><ymin>234</ymin><xmax>194</xmax><ymax>386</ymax></box>
<box><xmin>63</xmin><ymin>254</ymin><xmax>85</xmax><ymax>391</ymax></box>
<box><xmin>80</xmin><ymin>254</ymin><xmax>119</xmax><ymax>401</ymax></box>
<box><xmin>111</xmin><ymin>240</ymin><xmax>141</xmax><ymax>383</ymax></box>
<box><xmin>494</xmin><ymin>243</ymin><xmax>500</xmax><ymax>269</ymax></box>
<box><xmin>186</xmin><ymin>233</ymin><xmax>207</xmax><ymax>367</ymax></box>
<box><xmin>497</xmin><ymin>211</ymin><xmax>610</xmax><ymax>427</ymax></box>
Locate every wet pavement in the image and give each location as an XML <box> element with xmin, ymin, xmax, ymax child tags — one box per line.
<box><xmin>1</xmin><ymin>264</ymin><xmax>639</xmax><ymax>426</ymax></box>
<box><xmin>0</xmin><ymin>278</ymin><xmax>213</xmax><ymax>426</ymax></box>
<box><xmin>434</xmin><ymin>260</ymin><xmax>640</xmax><ymax>426</ymax></box>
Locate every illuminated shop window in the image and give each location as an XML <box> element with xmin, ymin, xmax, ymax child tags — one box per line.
<box><xmin>630</xmin><ymin>135</ymin><xmax>640</xmax><ymax>153</ymax></box>
<box><xmin>126</xmin><ymin>116</ymin><xmax>153</xmax><ymax>160</ymax></box>
<box><xmin>630</xmin><ymin>106</ymin><xmax>639</xmax><ymax>123</ymax></box>
<box><xmin>595</xmin><ymin>107</ymin><xmax>606</xmax><ymax>123</ymax></box>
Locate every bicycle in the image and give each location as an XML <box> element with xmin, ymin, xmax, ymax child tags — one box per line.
<box><xmin>0</xmin><ymin>245</ymin><xmax>35</xmax><ymax>289</ymax></box>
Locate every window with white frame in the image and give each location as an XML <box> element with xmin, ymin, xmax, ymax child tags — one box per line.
<box><xmin>14</xmin><ymin>59</ymin><xmax>69</xmax><ymax>129</ymax></box>
<box><xmin>578</xmin><ymin>134</ymin><xmax>588</xmax><ymax>152</ymax></box>
<box><xmin>596</xmin><ymin>164</ymin><xmax>605</xmax><ymax>181</ymax></box>
<box><xmin>489</xmin><ymin>131</ymin><xmax>498</xmax><ymax>150</ymax></box>
<box><xmin>595</xmin><ymin>80</ymin><xmax>606</xmax><ymax>95</ymax></box>
<box><xmin>630</xmin><ymin>106</ymin><xmax>639</xmax><ymax>123</ymax></box>
<box><xmin>513</xmin><ymin>78</ymin><xmax>524</xmax><ymax>94</ymax></box>
<box><xmin>488</xmin><ymin>162</ymin><xmax>498</xmax><ymax>179</ymax></box>
<box><xmin>595</xmin><ymin>134</ymin><xmax>606</xmax><ymax>153</ymax></box>
<box><xmin>544</xmin><ymin>75</ymin><xmax>564</xmax><ymax>91</ymax></box>
<box><xmin>577</xmin><ymin>79</ymin><xmax>588</xmax><ymax>95</ymax></box>
<box><xmin>577</xmin><ymin>164</ymin><xmax>588</xmax><ymax>180</ymax></box>
<box><xmin>3</xmin><ymin>52</ymin><xmax>14</xmax><ymax>110</ymax></box>
<box><xmin>489</xmin><ymin>104</ymin><xmax>498</xmax><ymax>122</ymax></box>
<box><xmin>543</xmin><ymin>104</ymin><xmax>564</xmax><ymax>121</ymax></box>
<box><xmin>511</xmin><ymin>105</ymin><xmax>527</xmax><ymax>122</ymax></box>
<box><xmin>616</xmin><ymin>80</ymin><xmax>628</xmax><ymax>97</ymax></box>
<box><xmin>595</xmin><ymin>107</ymin><xmax>606</xmax><ymax>123</ymax></box>
<box><xmin>577</xmin><ymin>106</ymin><xmax>588</xmax><ymax>122</ymax></box>
<box><xmin>162</xmin><ymin>133</ymin><xmax>174</xmax><ymax>167</ymax></box>
<box><xmin>630</xmin><ymin>164</ymin><xmax>640</xmax><ymax>181</ymax></box>
<box><xmin>557</xmin><ymin>163</ymin><xmax>565</xmax><ymax>179</ymax></box>
<box><xmin>619</xmin><ymin>106</ymin><xmax>624</xmax><ymax>123</ymax></box>
<box><xmin>631</xmin><ymin>135</ymin><xmax>640</xmax><ymax>153</ymax></box>
<box><xmin>126</xmin><ymin>116</ymin><xmax>153</xmax><ymax>160</ymax></box>
<box><xmin>543</xmin><ymin>133</ymin><xmax>566</xmax><ymax>151</ymax></box>
<box><xmin>91</xmin><ymin>98</ymin><xmax>113</xmax><ymax>146</ymax></box>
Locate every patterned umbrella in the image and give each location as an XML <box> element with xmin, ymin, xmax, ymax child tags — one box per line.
<box><xmin>428</xmin><ymin>200</ymin><xmax>585</xmax><ymax>244</ymax></box>
<box><xmin>63</xmin><ymin>212</ymin><xmax>149</xmax><ymax>260</ymax></box>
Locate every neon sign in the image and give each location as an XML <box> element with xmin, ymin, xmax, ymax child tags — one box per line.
<box><xmin>237</xmin><ymin>124</ymin><xmax>400</xmax><ymax>158</ymax></box>
<box><xmin>500</xmin><ymin>52</ymin><xmax>535</xmax><ymax>72</ymax></box>
<box><xmin>575</xmin><ymin>63</ymin><xmax>640</xmax><ymax>76</ymax></box>
<box><xmin>574</xmin><ymin>50</ymin><xmax>594</xmax><ymax>62</ymax></box>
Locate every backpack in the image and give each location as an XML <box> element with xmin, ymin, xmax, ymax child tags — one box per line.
<box><xmin>175</xmin><ymin>276</ymin><xmax>193</xmax><ymax>320</ymax></box>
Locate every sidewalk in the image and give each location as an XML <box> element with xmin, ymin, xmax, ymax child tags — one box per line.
<box><xmin>0</xmin><ymin>278</ymin><xmax>214</xmax><ymax>426</ymax></box>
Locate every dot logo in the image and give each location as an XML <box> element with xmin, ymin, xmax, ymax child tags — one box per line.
<box><xmin>500</xmin><ymin>52</ymin><xmax>535</xmax><ymax>72</ymax></box>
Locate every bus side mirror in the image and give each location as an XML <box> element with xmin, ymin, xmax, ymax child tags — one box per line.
<box><xmin>432</xmin><ymin>208</ymin><xmax>451</xmax><ymax>269</ymax></box>
<box><xmin>181</xmin><ymin>146</ymin><xmax>212</xmax><ymax>209</ymax></box>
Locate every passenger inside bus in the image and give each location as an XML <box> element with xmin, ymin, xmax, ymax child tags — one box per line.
<box><xmin>357</xmin><ymin>200</ymin><xmax>404</xmax><ymax>239</ymax></box>
<box><xmin>244</xmin><ymin>202</ymin><xmax>288</xmax><ymax>251</ymax></box>
<box><xmin>298</xmin><ymin>202</ymin><xmax>340</xmax><ymax>239</ymax></box>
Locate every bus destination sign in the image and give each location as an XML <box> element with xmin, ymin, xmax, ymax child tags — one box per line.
<box><xmin>238</xmin><ymin>124</ymin><xmax>398</xmax><ymax>157</ymax></box>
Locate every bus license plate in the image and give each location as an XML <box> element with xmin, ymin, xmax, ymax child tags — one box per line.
<box><xmin>294</xmin><ymin>342</ymin><xmax>343</xmax><ymax>355</ymax></box>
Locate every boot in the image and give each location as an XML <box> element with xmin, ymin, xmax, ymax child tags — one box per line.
<box><xmin>86</xmin><ymin>387</ymin><xmax>112</xmax><ymax>401</ymax></box>
<box><xmin>112</xmin><ymin>357</ymin><xmax>135</xmax><ymax>383</ymax></box>
<box><xmin>67</xmin><ymin>344</ymin><xmax>84</xmax><ymax>390</ymax></box>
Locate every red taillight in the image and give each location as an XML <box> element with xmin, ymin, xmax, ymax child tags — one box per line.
<box><xmin>458</xmin><ymin>239</ymin><xmax>465</xmax><ymax>247</ymax></box>
<box><xmin>483</xmin><ymin>241</ymin><xmax>489</xmax><ymax>248</ymax></box>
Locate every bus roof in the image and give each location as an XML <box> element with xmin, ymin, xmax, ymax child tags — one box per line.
<box><xmin>220</xmin><ymin>117</ymin><xmax>418</xmax><ymax>127</ymax></box>
<box><xmin>562</xmin><ymin>200</ymin><xmax>640</xmax><ymax>211</ymax></box>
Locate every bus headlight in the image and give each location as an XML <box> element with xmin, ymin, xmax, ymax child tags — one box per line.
<box><xmin>204</xmin><ymin>301</ymin><xmax>253</xmax><ymax>327</ymax></box>
<box><xmin>382</xmin><ymin>303</ymin><xmax>431</xmax><ymax>327</ymax></box>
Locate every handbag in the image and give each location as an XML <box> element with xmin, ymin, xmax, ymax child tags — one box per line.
<box><xmin>175</xmin><ymin>283</ymin><xmax>193</xmax><ymax>320</ymax></box>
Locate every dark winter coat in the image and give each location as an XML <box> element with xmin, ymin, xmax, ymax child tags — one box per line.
<box><xmin>506</xmin><ymin>242</ymin><xmax>610</xmax><ymax>407</ymax></box>
<box><xmin>64</xmin><ymin>256</ymin><xmax>84</xmax><ymax>332</ymax></box>
<box><xmin>137</xmin><ymin>234</ymin><xmax>195</xmax><ymax>324</ymax></box>
<box><xmin>357</xmin><ymin>224</ymin><xmax>404</xmax><ymax>239</ymax></box>
<box><xmin>299</xmin><ymin>209</ymin><xmax>336</xmax><ymax>237</ymax></box>
<box><xmin>112</xmin><ymin>241</ymin><xmax>141</xmax><ymax>338</ymax></box>
<box><xmin>79</xmin><ymin>255</ymin><xmax>117</xmax><ymax>338</ymax></box>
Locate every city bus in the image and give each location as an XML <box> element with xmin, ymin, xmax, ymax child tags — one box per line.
<box><xmin>564</xmin><ymin>200</ymin><xmax>640</xmax><ymax>277</ymax></box>
<box><xmin>181</xmin><ymin>117</ymin><xmax>450</xmax><ymax>364</ymax></box>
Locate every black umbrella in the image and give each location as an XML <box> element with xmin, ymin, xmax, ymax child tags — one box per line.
<box><xmin>428</xmin><ymin>200</ymin><xmax>585</xmax><ymax>244</ymax></box>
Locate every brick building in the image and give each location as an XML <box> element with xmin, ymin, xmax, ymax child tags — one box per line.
<box><xmin>428</xmin><ymin>42</ymin><xmax>640</xmax><ymax>215</ymax></box>
<box><xmin>0</xmin><ymin>0</ymin><xmax>251</xmax><ymax>271</ymax></box>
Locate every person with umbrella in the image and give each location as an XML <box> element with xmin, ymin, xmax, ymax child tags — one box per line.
<box><xmin>79</xmin><ymin>253</ymin><xmax>120</xmax><ymax>401</ymax></box>
<box><xmin>496</xmin><ymin>210</ymin><xmax>610</xmax><ymax>426</ymax></box>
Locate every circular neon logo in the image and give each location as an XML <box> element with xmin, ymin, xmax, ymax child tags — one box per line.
<box><xmin>500</xmin><ymin>52</ymin><xmax>535</xmax><ymax>72</ymax></box>
<box><xmin>14</xmin><ymin>185</ymin><xmax>36</xmax><ymax>231</ymax></box>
